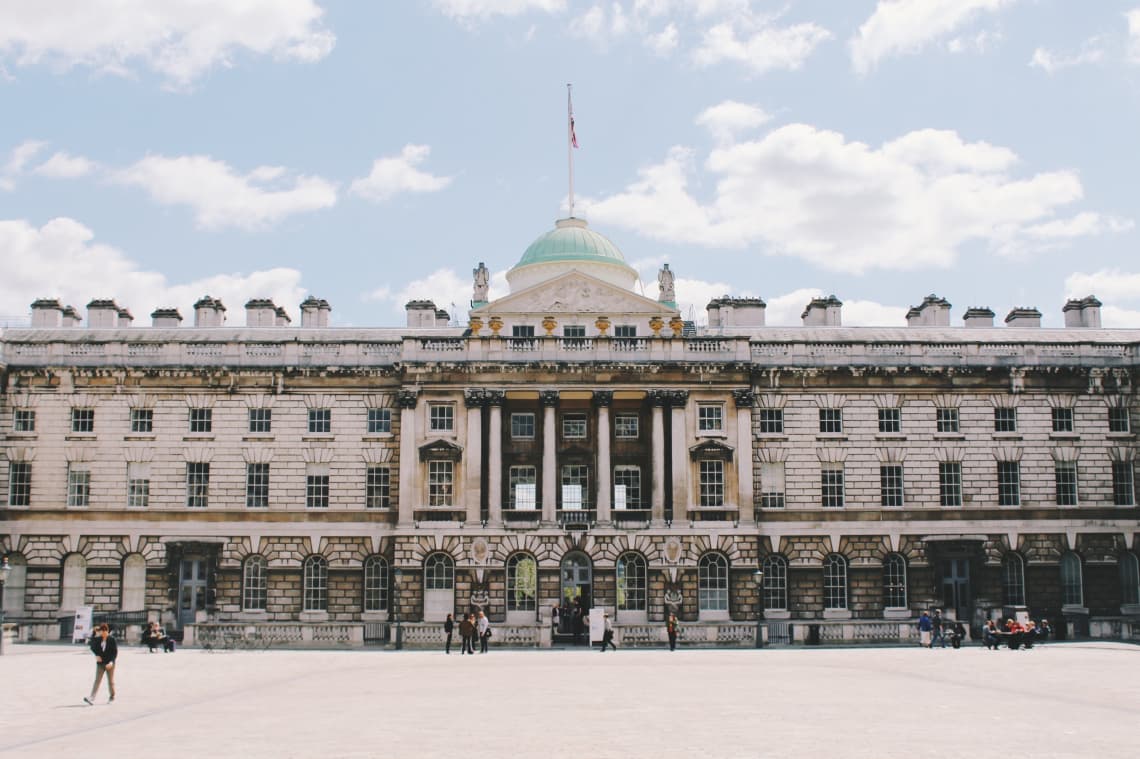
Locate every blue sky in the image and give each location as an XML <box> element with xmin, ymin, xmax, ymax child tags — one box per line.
<box><xmin>2</xmin><ymin>0</ymin><xmax>1140</xmax><ymax>328</ymax></box>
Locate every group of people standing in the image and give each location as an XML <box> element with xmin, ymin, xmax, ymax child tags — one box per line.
<box><xmin>443</xmin><ymin>611</ymin><xmax>491</xmax><ymax>654</ymax></box>
<box><xmin>916</xmin><ymin>609</ymin><xmax>967</xmax><ymax>649</ymax></box>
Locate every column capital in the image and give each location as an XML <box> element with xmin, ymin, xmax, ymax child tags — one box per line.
<box><xmin>668</xmin><ymin>390</ymin><xmax>689</xmax><ymax>408</ymax></box>
<box><xmin>464</xmin><ymin>388</ymin><xmax>487</xmax><ymax>408</ymax></box>
<box><xmin>396</xmin><ymin>389</ymin><xmax>419</xmax><ymax>410</ymax></box>
<box><xmin>592</xmin><ymin>390</ymin><xmax>614</xmax><ymax>407</ymax></box>
<box><xmin>733</xmin><ymin>389</ymin><xmax>756</xmax><ymax>408</ymax></box>
<box><xmin>485</xmin><ymin>390</ymin><xmax>506</xmax><ymax>407</ymax></box>
<box><xmin>539</xmin><ymin>390</ymin><xmax>560</xmax><ymax>407</ymax></box>
<box><xmin>647</xmin><ymin>389</ymin><xmax>670</xmax><ymax>407</ymax></box>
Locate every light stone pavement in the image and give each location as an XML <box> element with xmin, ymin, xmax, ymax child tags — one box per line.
<box><xmin>0</xmin><ymin>641</ymin><xmax>1137</xmax><ymax>759</ymax></box>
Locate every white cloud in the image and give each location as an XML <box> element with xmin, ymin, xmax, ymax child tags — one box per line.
<box><xmin>1029</xmin><ymin>39</ymin><xmax>1105</xmax><ymax>74</ymax></box>
<box><xmin>350</xmin><ymin>145</ymin><xmax>453</xmax><ymax>204</ymax></box>
<box><xmin>1023</xmin><ymin>212</ymin><xmax>1132</xmax><ymax>240</ymax></box>
<box><xmin>433</xmin><ymin>0</ymin><xmax>567</xmax><ymax>21</ymax></box>
<box><xmin>692</xmin><ymin>16</ymin><xmax>832</xmax><ymax>74</ymax></box>
<box><xmin>1</xmin><ymin>140</ymin><xmax>47</xmax><ymax>190</ymax></box>
<box><xmin>696</xmin><ymin>100</ymin><xmax>771</xmax><ymax>144</ymax></box>
<box><xmin>366</xmin><ymin>267</ymin><xmax>508</xmax><ymax>319</ymax></box>
<box><xmin>645</xmin><ymin>22</ymin><xmax>679</xmax><ymax>55</ymax></box>
<box><xmin>851</xmin><ymin>0</ymin><xmax>1015</xmax><ymax>75</ymax></box>
<box><xmin>33</xmin><ymin>151</ymin><xmax>96</xmax><ymax>179</ymax></box>
<box><xmin>114</xmin><ymin>155</ymin><xmax>337</xmax><ymax>229</ymax></box>
<box><xmin>0</xmin><ymin>0</ymin><xmax>334</xmax><ymax>89</ymax></box>
<box><xmin>582</xmin><ymin>123</ymin><xmax>1111</xmax><ymax>274</ymax></box>
<box><xmin>947</xmin><ymin>29</ymin><xmax>1001</xmax><ymax>54</ymax></box>
<box><xmin>0</xmin><ymin>217</ymin><xmax>306</xmax><ymax>326</ymax></box>
<box><xmin>1126</xmin><ymin>9</ymin><xmax>1140</xmax><ymax>64</ymax></box>
<box><xmin>1064</xmin><ymin>269</ymin><xmax>1140</xmax><ymax>304</ymax></box>
<box><xmin>1101</xmin><ymin>306</ymin><xmax>1140</xmax><ymax>328</ymax></box>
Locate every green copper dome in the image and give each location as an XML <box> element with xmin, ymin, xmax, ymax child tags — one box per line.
<box><xmin>512</xmin><ymin>218</ymin><xmax>634</xmax><ymax>272</ymax></box>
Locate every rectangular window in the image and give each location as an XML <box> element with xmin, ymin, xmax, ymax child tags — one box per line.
<box><xmin>429</xmin><ymin>404</ymin><xmax>454</xmax><ymax>432</ymax></box>
<box><xmin>367</xmin><ymin>408</ymin><xmax>391</xmax><ymax>434</ymax></box>
<box><xmin>880</xmin><ymin>465</ymin><xmax>904</xmax><ymax>507</ymax></box>
<box><xmin>130</xmin><ymin>408</ymin><xmax>153</xmax><ymax>433</ymax></box>
<box><xmin>562</xmin><ymin>413</ymin><xmax>587</xmax><ymax>439</ymax></box>
<box><xmin>1051</xmin><ymin>407</ymin><xmax>1074</xmax><ymax>433</ymax></box>
<box><xmin>428</xmin><ymin>460</ymin><xmax>453</xmax><ymax>506</ymax></box>
<box><xmin>759</xmin><ymin>462</ymin><xmax>785</xmax><ymax>509</ymax></box>
<box><xmin>71</xmin><ymin>407</ymin><xmax>94</xmax><ymax>433</ymax></box>
<box><xmin>563</xmin><ymin>325</ymin><xmax>586</xmax><ymax>338</ymax></box>
<box><xmin>1054</xmin><ymin>463</ymin><xmax>1078</xmax><ymax>506</ymax></box>
<box><xmin>13</xmin><ymin>409</ymin><xmax>35</xmax><ymax>432</ymax></box>
<box><xmin>509</xmin><ymin>465</ymin><xmax>537</xmax><ymax>510</ymax></box>
<box><xmin>248</xmin><ymin>408</ymin><xmax>272</xmax><ymax>433</ymax></box>
<box><xmin>126</xmin><ymin>462</ymin><xmax>150</xmax><ymax>508</ymax></box>
<box><xmin>512</xmin><ymin>325</ymin><xmax>535</xmax><ymax>337</ymax></box>
<box><xmin>1109</xmin><ymin>407</ymin><xmax>1130</xmax><ymax>433</ymax></box>
<box><xmin>698</xmin><ymin>460</ymin><xmax>724</xmax><ymax>507</ymax></box>
<box><xmin>994</xmin><ymin>407</ymin><xmax>1017</xmax><ymax>433</ymax></box>
<box><xmin>614</xmin><ymin>325</ymin><xmax>637</xmax><ymax>338</ymax></box>
<box><xmin>698</xmin><ymin>404</ymin><xmax>724</xmax><ymax>433</ymax></box>
<box><xmin>561</xmin><ymin>464</ymin><xmax>589</xmax><ymax>509</ymax></box>
<box><xmin>997</xmin><ymin>462</ymin><xmax>1020</xmax><ymax>506</ymax></box>
<box><xmin>1112</xmin><ymin>461</ymin><xmax>1135</xmax><ymax>506</ymax></box>
<box><xmin>939</xmin><ymin>462</ymin><xmax>962</xmax><ymax>507</ymax></box>
<box><xmin>614</xmin><ymin>413</ymin><xmax>639</xmax><ymax>439</ymax></box>
<box><xmin>821</xmin><ymin>467</ymin><xmax>844</xmax><ymax>508</ymax></box>
<box><xmin>936</xmin><ymin>408</ymin><xmax>959</xmax><ymax>433</ymax></box>
<box><xmin>186</xmin><ymin>463</ymin><xmax>210</xmax><ymax>508</ymax></box>
<box><xmin>7</xmin><ymin>462</ymin><xmax>31</xmax><ymax>506</ymax></box>
<box><xmin>306</xmin><ymin>469</ymin><xmax>330</xmax><ymax>509</ymax></box>
<box><xmin>613</xmin><ymin>466</ymin><xmax>641</xmax><ymax>509</ymax></box>
<box><xmin>246</xmin><ymin>463</ymin><xmax>270</xmax><ymax>509</ymax></box>
<box><xmin>819</xmin><ymin>408</ymin><xmax>843</xmax><ymax>434</ymax></box>
<box><xmin>308</xmin><ymin>408</ymin><xmax>332</xmax><ymax>434</ymax></box>
<box><xmin>511</xmin><ymin>412</ymin><xmax>536</xmax><ymax>439</ymax></box>
<box><xmin>189</xmin><ymin>407</ymin><xmax>213</xmax><ymax>433</ymax></box>
<box><xmin>878</xmin><ymin>408</ymin><xmax>901</xmax><ymax>434</ymax></box>
<box><xmin>67</xmin><ymin>466</ymin><xmax>90</xmax><ymax>507</ymax></box>
<box><xmin>758</xmin><ymin>409</ymin><xmax>783</xmax><ymax>434</ymax></box>
<box><xmin>366</xmin><ymin>466</ymin><xmax>391</xmax><ymax>509</ymax></box>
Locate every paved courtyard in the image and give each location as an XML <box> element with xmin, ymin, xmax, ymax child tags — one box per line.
<box><xmin>0</xmin><ymin>641</ymin><xmax>1136</xmax><ymax>758</ymax></box>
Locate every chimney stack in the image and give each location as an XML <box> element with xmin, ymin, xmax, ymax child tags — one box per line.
<box><xmin>962</xmin><ymin>307</ymin><xmax>995</xmax><ymax>328</ymax></box>
<box><xmin>193</xmin><ymin>296</ymin><xmax>227</xmax><ymax>327</ymax></box>
<box><xmin>244</xmin><ymin>299</ymin><xmax>278</xmax><ymax>327</ymax></box>
<box><xmin>906</xmin><ymin>294</ymin><xmax>951</xmax><ymax>327</ymax></box>
<box><xmin>1004</xmin><ymin>307</ymin><xmax>1042</xmax><ymax>328</ymax></box>
<box><xmin>802</xmin><ymin>295</ymin><xmax>842</xmax><ymax>327</ymax></box>
<box><xmin>1063</xmin><ymin>295</ymin><xmax>1102</xmax><ymax>328</ymax></box>
<box><xmin>405</xmin><ymin>300</ymin><xmax>439</xmax><ymax>328</ymax></box>
<box><xmin>151</xmin><ymin>308</ymin><xmax>183</xmax><ymax>328</ymax></box>
<box><xmin>300</xmin><ymin>296</ymin><xmax>331</xmax><ymax>328</ymax></box>
<box><xmin>30</xmin><ymin>298</ymin><xmax>64</xmax><ymax>328</ymax></box>
<box><xmin>117</xmin><ymin>308</ymin><xmax>134</xmax><ymax>327</ymax></box>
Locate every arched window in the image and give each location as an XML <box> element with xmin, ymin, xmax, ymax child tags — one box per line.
<box><xmin>243</xmin><ymin>556</ymin><xmax>268</xmax><ymax>611</ymax></box>
<box><xmin>302</xmin><ymin>555</ymin><xmax>328</xmax><ymax>612</ymax></box>
<box><xmin>616</xmin><ymin>553</ymin><xmax>646</xmax><ymax>612</ymax></box>
<box><xmin>363</xmin><ymin>556</ymin><xmax>388</xmax><ymax>612</ymax></box>
<box><xmin>1060</xmin><ymin>552</ymin><xmax>1083</xmax><ymax>607</ymax></box>
<box><xmin>823</xmin><ymin>554</ymin><xmax>848</xmax><ymax>610</ymax></box>
<box><xmin>761</xmin><ymin>554</ymin><xmax>788</xmax><ymax>611</ymax></box>
<box><xmin>2</xmin><ymin>554</ymin><xmax>27</xmax><ymax>615</ymax></box>
<box><xmin>698</xmin><ymin>553</ymin><xmax>729</xmax><ymax>612</ymax></box>
<box><xmin>424</xmin><ymin>553</ymin><xmax>454</xmax><ymax>590</ymax></box>
<box><xmin>883</xmin><ymin>554</ymin><xmax>907</xmax><ymax>609</ymax></box>
<box><xmin>1120</xmin><ymin>552</ymin><xmax>1140</xmax><ymax>606</ymax></box>
<box><xmin>60</xmin><ymin>553</ymin><xmax>87</xmax><ymax>611</ymax></box>
<box><xmin>1002</xmin><ymin>553</ymin><xmax>1026</xmax><ymax>606</ymax></box>
<box><xmin>120</xmin><ymin>554</ymin><xmax>147</xmax><ymax>611</ymax></box>
<box><xmin>506</xmin><ymin>553</ymin><xmax>537</xmax><ymax>611</ymax></box>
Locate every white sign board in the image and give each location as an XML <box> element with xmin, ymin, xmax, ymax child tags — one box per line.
<box><xmin>588</xmin><ymin>607</ymin><xmax>605</xmax><ymax>643</ymax></box>
<box><xmin>614</xmin><ymin>485</ymin><xmax>627</xmax><ymax>511</ymax></box>
<box><xmin>562</xmin><ymin>485</ymin><xmax>582</xmax><ymax>510</ymax></box>
<box><xmin>515</xmin><ymin>483</ymin><xmax>536</xmax><ymax>510</ymax></box>
<box><xmin>73</xmin><ymin>606</ymin><xmax>93</xmax><ymax>643</ymax></box>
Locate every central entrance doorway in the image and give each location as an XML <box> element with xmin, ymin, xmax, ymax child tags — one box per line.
<box><xmin>559</xmin><ymin>552</ymin><xmax>592</xmax><ymax>638</ymax></box>
<box><xmin>177</xmin><ymin>557</ymin><xmax>208</xmax><ymax>629</ymax></box>
<box><xmin>940</xmin><ymin>558</ymin><xmax>971</xmax><ymax>622</ymax></box>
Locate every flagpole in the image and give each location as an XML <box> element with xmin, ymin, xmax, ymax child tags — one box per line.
<box><xmin>567</xmin><ymin>83</ymin><xmax>575</xmax><ymax>218</ymax></box>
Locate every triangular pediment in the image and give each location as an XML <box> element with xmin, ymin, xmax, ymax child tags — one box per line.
<box><xmin>419</xmin><ymin>439</ymin><xmax>463</xmax><ymax>462</ymax></box>
<box><xmin>689</xmin><ymin>439</ymin><xmax>734</xmax><ymax>462</ymax></box>
<box><xmin>471</xmin><ymin>270</ymin><xmax>677</xmax><ymax>319</ymax></box>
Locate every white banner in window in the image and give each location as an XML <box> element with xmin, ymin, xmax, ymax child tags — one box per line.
<box><xmin>73</xmin><ymin>605</ymin><xmax>93</xmax><ymax>643</ymax></box>
<box><xmin>562</xmin><ymin>485</ymin><xmax>582</xmax><ymax>510</ymax></box>
<box><xmin>515</xmin><ymin>483</ymin><xmax>536</xmax><ymax>510</ymax></box>
<box><xmin>614</xmin><ymin>484</ymin><xmax>627</xmax><ymax>510</ymax></box>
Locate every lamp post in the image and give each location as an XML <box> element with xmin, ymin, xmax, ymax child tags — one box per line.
<box><xmin>0</xmin><ymin>556</ymin><xmax>11</xmax><ymax>656</ymax></box>
<box><xmin>393</xmin><ymin>567</ymin><xmax>403</xmax><ymax>651</ymax></box>
<box><xmin>752</xmin><ymin>568</ymin><xmax>765</xmax><ymax>649</ymax></box>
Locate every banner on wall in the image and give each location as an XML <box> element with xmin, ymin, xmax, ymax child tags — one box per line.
<box><xmin>72</xmin><ymin>606</ymin><xmax>93</xmax><ymax>643</ymax></box>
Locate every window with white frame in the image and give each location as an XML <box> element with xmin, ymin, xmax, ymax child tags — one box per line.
<box><xmin>698</xmin><ymin>460</ymin><xmax>724</xmax><ymax>507</ymax></box>
<box><xmin>243</xmin><ymin>556</ymin><xmax>268</xmax><ymax>611</ymax></box>
<box><xmin>429</xmin><ymin>403</ymin><xmax>454</xmax><ymax>432</ymax></box>
<box><xmin>67</xmin><ymin>465</ymin><xmax>90</xmax><ymax>507</ymax></box>
<box><xmin>506</xmin><ymin>553</ymin><xmax>537</xmax><ymax>611</ymax></box>
<box><xmin>509</xmin><ymin>465</ymin><xmax>537</xmax><ymax>510</ymax></box>
<box><xmin>994</xmin><ymin>407</ymin><xmax>1017</xmax><ymax>433</ymax></box>
<box><xmin>758</xmin><ymin>408</ymin><xmax>783</xmax><ymax>434</ymax></box>
<box><xmin>759</xmin><ymin>462</ymin><xmax>785</xmax><ymax>509</ymax></box>
<box><xmin>367</xmin><ymin>408</ymin><xmax>391</xmax><ymax>434</ymax></box>
<box><xmin>562</xmin><ymin>413</ymin><xmax>586</xmax><ymax>440</ymax></box>
<box><xmin>126</xmin><ymin>462</ymin><xmax>150</xmax><ymax>508</ymax></box>
<box><xmin>363</xmin><ymin>556</ymin><xmax>388</xmax><ymax>612</ymax></box>
<box><xmin>997</xmin><ymin>462</ymin><xmax>1020</xmax><ymax>506</ymax></box>
<box><xmin>878</xmin><ymin>408</ymin><xmax>901</xmax><ymax>433</ymax></box>
<box><xmin>1054</xmin><ymin>463</ymin><xmax>1078</xmax><ymax>506</ymax></box>
<box><xmin>511</xmin><ymin>412</ymin><xmax>535</xmax><ymax>439</ymax></box>
<box><xmin>613</xmin><ymin>466</ymin><xmax>641</xmax><ymax>509</ymax></box>
<box><xmin>302</xmin><ymin>555</ymin><xmax>328</xmax><ymax>612</ymax></box>
<box><xmin>186</xmin><ymin>462</ymin><xmax>210</xmax><ymax>508</ymax></box>
<box><xmin>762</xmin><ymin>554</ymin><xmax>788</xmax><ymax>610</ymax></box>
<box><xmin>698</xmin><ymin>553</ymin><xmax>729</xmax><ymax>612</ymax></box>
<box><xmin>366</xmin><ymin>466</ymin><xmax>391</xmax><ymax>509</ymax></box>
<box><xmin>306</xmin><ymin>465</ymin><xmax>330</xmax><ymax>509</ymax></box>
<box><xmin>1060</xmin><ymin>552</ymin><xmax>1083</xmax><ymax>607</ymax></box>
<box><xmin>13</xmin><ymin>409</ymin><xmax>35</xmax><ymax>432</ymax></box>
<box><xmin>936</xmin><ymin>408</ymin><xmax>959</xmax><ymax>433</ymax></box>
<box><xmin>189</xmin><ymin>407</ymin><xmax>212</xmax><ymax>433</ymax></box>
<box><xmin>71</xmin><ymin>407</ymin><xmax>94</xmax><ymax>433</ymax></box>
<box><xmin>698</xmin><ymin>403</ymin><xmax>724</xmax><ymax>433</ymax></box>
<box><xmin>246</xmin><ymin>463</ymin><xmax>269</xmax><ymax>509</ymax></box>
<box><xmin>130</xmin><ymin>408</ymin><xmax>153</xmax><ymax>433</ymax></box>
<box><xmin>1052</xmin><ymin>407</ymin><xmax>1074</xmax><ymax>433</ymax></box>
<box><xmin>1112</xmin><ymin>461</ymin><xmax>1135</xmax><ymax>506</ymax></box>
<box><xmin>819</xmin><ymin>408</ymin><xmax>843</xmax><ymax>434</ymax></box>
<box><xmin>821</xmin><ymin>466</ymin><xmax>844</xmax><ymax>508</ymax></box>
<box><xmin>823</xmin><ymin>554</ymin><xmax>848</xmax><ymax>610</ymax></box>
<box><xmin>8</xmin><ymin>462</ymin><xmax>31</xmax><ymax>506</ymax></box>
<box><xmin>880</xmin><ymin>465</ymin><xmax>904</xmax><ymax>507</ymax></box>
<box><xmin>614</xmin><ymin>413</ymin><xmax>639</xmax><ymax>439</ymax></box>
<box><xmin>1120</xmin><ymin>552</ymin><xmax>1140</xmax><ymax>606</ymax></box>
<box><xmin>560</xmin><ymin>464</ymin><xmax>588</xmax><ymax>509</ymax></box>
<box><xmin>616</xmin><ymin>552</ymin><xmax>647</xmax><ymax>611</ymax></box>
<box><xmin>308</xmin><ymin>408</ymin><xmax>332</xmax><ymax>434</ymax></box>
<box><xmin>428</xmin><ymin>461</ymin><xmax>454</xmax><ymax>506</ymax></box>
<box><xmin>424</xmin><ymin>553</ymin><xmax>454</xmax><ymax>590</ymax></box>
<box><xmin>248</xmin><ymin>408</ymin><xmax>272</xmax><ymax>433</ymax></box>
<box><xmin>939</xmin><ymin>462</ymin><xmax>962</xmax><ymax>507</ymax></box>
<box><xmin>1109</xmin><ymin>406</ymin><xmax>1130</xmax><ymax>433</ymax></box>
<box><xmin>1002</xmin><ymin>553</ymin><xmax>1025</xmax><ymax>606</ymax></box>
<box><xmin>883</xmin><ymin>554</ymin><xmax>907</xmax><ymax>609</ymax></box>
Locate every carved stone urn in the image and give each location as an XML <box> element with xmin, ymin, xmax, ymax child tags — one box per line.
<box><xmin>488</xmin><ymin>316</ymin><xmax>503</xmax><ymax>337</ymax></box>
<box><xmin>669</xmin><ymin>315</ymin><xmax>684</xmax><ymax>337</ymax></box>
<box><xmin>594</xmin><ymin>315</ymin><xmax>611</xmax><ymax>336</ymax></box>
<box><xmin>649</xmin><ymin>315</ymin><xmax>664</xmax><ymax>337</ymax></box>
<box><xmin>542</xmin><ymin>315</ymin><xmax>557</xmax><ymax>336</ymax></box>
<box><xmin>469</xmin><ymin>316</ymin><xmax>483</xmax><ymax>336</ymax></box>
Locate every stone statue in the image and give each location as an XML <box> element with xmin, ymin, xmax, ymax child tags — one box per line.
<box><xmin>658</xmin><ymin>263</ymin><xmax>675</xmax><ymax>302</ymax></box>
<box><xmin>473</xmin><ymin>262</ymin><xmax>490</xmax><ymax>303</ymax></box>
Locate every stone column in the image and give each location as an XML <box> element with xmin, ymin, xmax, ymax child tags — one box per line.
<box><xmin>540</xmin><ymin>390</ymin><xmax>559</xmax><ymax>525</ymax></box>
<box><xmin>733</xmin><ymin>389</ymin><xmax>756</xmax><ymax>525</ymax></box>
<box><xmin>649</xmin><ymin>390</ymin><xmax>668</xmax><ymax>525</ymax></box>
<box><xmin>669</xmin><ymin>390</ymin><xmax>690</xmax><ymax>522</ymax></box>
<box><xmin>486</xmin><ymin>390</ymin><xmax>505</xmax><ymax>525</ymax></box>
<box><xmin>594</xmin><ymin>390</ymin><xmax>613</xmax><ymax>524</ymax></box>
<box><xmin>463</xmin><ymin>389</ymin><xmax>486</xmax><ymax>525</ymax></box>
<box><xmin>396</xmin><ymin>389</ymin><xmax>419</xmax><ymax>525</ymax></box>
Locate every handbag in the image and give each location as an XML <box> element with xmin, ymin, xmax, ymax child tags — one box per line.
<box><xmin>485</xmin><ymin>628</ymin><xmax>492</xmax><ymax>638</ymax></box>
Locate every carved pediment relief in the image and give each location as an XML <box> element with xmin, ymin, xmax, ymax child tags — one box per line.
<box><xmin>472</xmin><ymin>270</ymin><xmax>676</xmax><ymax>318</ymax></box>
<box><xmin>419</xmin><ymin>439</ymin><xmax>463</xmax><ymax>462</ymax></box>
<box><xmin>689</xmin><ymin>439</ymin><xmax>734</xmax><ymax>462</ymax></box>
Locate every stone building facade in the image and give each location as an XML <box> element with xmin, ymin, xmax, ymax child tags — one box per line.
<box><xmin>2</xmin><ymin>219</ymin><xmax>1139</xmax><ymax>646</ymax></box>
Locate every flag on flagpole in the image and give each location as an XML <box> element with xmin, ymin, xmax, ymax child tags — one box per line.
<box><xmin>571</xmin><ymin>115</ymin><xmax>579</xmax><ymax>148</ymax></box>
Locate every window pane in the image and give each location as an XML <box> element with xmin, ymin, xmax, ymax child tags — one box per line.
<box><xmin>243</xmin><ymin>556</ymin><xmax>267</xmax><ymax>611</ymax></box>
<box><xmin>308</xmin><ymin>408</ymin><xmax>331</xmax><ymax>434</ymax></box>
<box><xmin>303</xmin><ymin>556</ymin><xmax>328</xmax><ymax>611</ymax></box>
<box><xmin>367</xmin><ymin>408</ymin><xmax>391</xmax><ymax>434</ymax></box>
<box><xmin>823</xmin><ymin>555</ymin><xmax>847</xmax><ymax>609</ymax></box>
<box><xmin>189</xmin><ymin>407</ymin><xmax>212</xmax><ymax>433</ymax></box>
<box><xmin>1060</xmin><ymin>553</ymin><xmax>1083</xmax><ymax>606</ymax></box>
<box><xmin>878</xmin><ymin>408</ymin><xmax>901</xmax><ymax>433</ymax></box>
<box><xmin>698</xmin><ymin>554</ymin><xmax>728</xmax><ymax>611</ymax></box>
<box><xmin>614</xmin><ymin>414</ymin><xmax>639</xmax><ymax>439</ymax></box>
<box><xmin>939</xmin><ymin>462</ymin><xmax>962</xmax><ymax>507</ymax></box>
<box><xmin>762</xmin><ymin>555</ymin><xmax>788</xmax><ymax>610</ymax></box>
<box><xmin>936</xmin><ymin>408</ymin><xmax>959</xmax><ymax>433</ymax></box>
<box><xmin>366</xmin><ymin>466</ymin><xmax>391</xmax><ymax>509</ymax></box>
<box><xmin>616</xmin><ymin>553</ymin><xmax>646</xmax><ymax>611</ymax></box>
<box><xmin>130</xmin><ymin>409</ymin><xmax>152</xmax><ymax>433</ymax></box>
<box><xmin>699</xmin><ymin>460</ymin><xmax>724</xmax><ymax>507</ymax></box>
<box><xmin>1112</xmin><ymin>461</ymin><xmax>1135</xmax><ymax>506</ymax></box>
<box><xmin>429</xmin><ymin>461</ymin><xmax>453</xmax><ymax>506</ymax></box>
<box><xmin>1051</xmin><ymin>407</ymin><xmax>1074</xmax><ymax>433</ymax></box>
<box><xmin>758</xmin><ymin>409</ymin><xmax>783</xmax><ymax>434</ymax></box>
<box><xmin>248</xmin><ymin>408</ymin><xmax>272</xmax><ymax>433</ymax></box>
<box><xmin>363</xmin><ymin>556</ymin><xmax>388</xmax><ymax>612</ymax></box>
<box><xmin>429</xmin><ymin>404</ymin><xmax>454</xmax><ymax>432</ymax></box>
<box><xmin>562</xmin><ymin>413</ymin><xmax>586</xmax><ymax>439</ymax></box>
<box><xmin>819</xmin><ymin>408</ymin><xmax>843</xmax><ymax>434</ymax></box>
<box><xmin>883</xmin><ymin>554</ymin><xmax>907</xmax><ymax>608</ymax></box>
<box><xmin>8</xmin><ymin>462</ymin><xmax>31</xmax><ymax>506</ymax></box>
<box><xmin>698</xmin><ymin>405</ymin><xmax>723</xmax><ymax>432</ymax></box>
<box><xmin>1054</xmin><ymin>463</ymin><xmax>1078</xmax><ymax>506</ymax></box>
<box><xmin>511</xmin><ymin>413</ymin><xmax>535</xmax><ymax>439</ymax></box>
<box><xmin>994</xmin><ymin>408</ymin><xmax>1017</xmax><ymax>433</ymax></box>
<box><xmin>246</xmin><ymin>463</ymin><xmax>270</xmax><ymax>509</ymax></box>
<box><xmin>821</xmin><ymin>467</ymin><xmax>844</xmax><ymax>508</ymax></box>
<box><xmin>997</xmin><ymin>462</ymin><xmax>1020</xmax><ymax>506</ymax></box>
<box><xmin>880</xmin><ymin>465</ymin><xmax>904</xmax><ymax>507</ymax></box>
<box><xmin>507</xmin><ymin>554</ymin><xmax>537</xmax><ymax>611</ymax></box>
<box><xmin>1002</xmin><ymin>554</ymin><xmax>1025</xmax><ymax>606</ymax></box>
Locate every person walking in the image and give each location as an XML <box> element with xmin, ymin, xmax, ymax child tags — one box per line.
<box><xmin>459</xmin><ymin>613</ymin><xmax>475</xmax><ymax>654</ymax></box>
<box><xmin>477</xmin><ymin>610</ymin><xmax>491</xmax><ymax>654</ymax></box>
<box><xmin>443</xmin><ymin>613</ymin><xmax>454</xmax><ymax>654</ymax></box>
<box><xmin>917</xmin><ymin>610</ymin><xmax>933</xmax><ymax>648</ymax></box>
<box><xmin>84</xmin><ymin>623</ymin><xmax>118</xmax><ymax>705</ymax></box>
<box><xmin>599</xmin><ymin>612</ymin><xmax>617</xmax><ymax>652</ymax></box>
<box><xmin>930</xmin><ymin>609</ymin><xmax>946</xmax><ymax>649</ymax></box>
<box><xmin>666</xmin><ymin>613</ymin><xmax>679</xmax><ymax>652</ymax></box>
<box><xmin>551</xmin><ymin>604</ymin><xmax>560</xmax><ymax>636</ymax></box>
